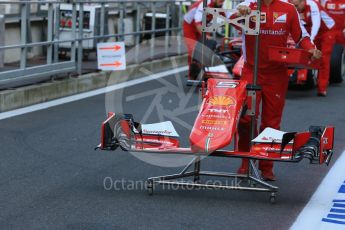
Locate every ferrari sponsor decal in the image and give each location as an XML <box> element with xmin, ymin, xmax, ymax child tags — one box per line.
<box><xmin>311</xmin><ymin>10</ymin><xmax>319</xmax><ymax>17</ymax></box>
<box><xmin>261</xmin><ymin>136</ymin><xmax>283</xmax><ymax>143</ymax></box>
<box><xmin>202</xmin><ymin>114</ymin><xmax>229</xmax><ymax>119</ymax></box>
<box><xmin>208</xmin><ymin>108</ymin><xmax>228</xmax><ymax>113</ymax></box>
<box><xmin>323</xmin><ymin>138</ymin><xmax>329</xmax><ymax>145</ymax></box>
<box><xmin>252</xmin><ymin>146</ymin><xmax>287</xmax><ymax>152</ymax></box>
<box><xmin>202</xmin><ymin>108</ymin><xmax>230</xmax><ymax>119</ymax></box>
<box><xmin>142</xmin><ymin>129</ymin><xmax>173</xmax><ymax>135</ymax></box>
<box><xmin>208</xmin><ymin>96</ymin><xmax>235</xmax><ymax>106</ymax></box>
<box><xmin>141</xmin><ymin>139</ymin><xmax>177</xmax><ymax>144</ymax></box>
<box><xmin>250</xmin><ymin>12</ymin><xmax>267</xmax><ymax>23</ymax></box>
<box><xmin>273</xmin><ymin>12</ymin><xmax>287</xmax><ymax>24</ymax></box>
<box><xmin>200</xmin><ymin>126</ymin><xmax>225</xmax><ymax>131</ymax></box>
<box><xmin>141</xmin><ymin>121</ymin><xmax>179</xmax><ymax>137</ymax></box>
<box><xmin>201</xmin><ymin>120</ymin><xmax>227</xmax><ymax>125</ymax></box>
<box><xmin>216</xmin><ymin>81</ymin><xmax>239</xmax><ymax>88</ymax></box>
<box><xmin>260</xmin><ymin>29</ymin><xmax>286</xmax><ymax>35</ymax></box>
<box><xmin>252</xmin><ymin>127</ymin><xmax>293</xmax><ymax>143</ymax></box>
<box><xmin>326</xmin><ymin>3</ymin><xmax>336</xmax><ymax>10</ymax></box>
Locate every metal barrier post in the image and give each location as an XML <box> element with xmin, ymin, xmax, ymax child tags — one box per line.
<box><xmin>70</xmin><ymin>3</ymin><xmax>77</xmax><ymax>62</ymax></box>
<box><xmin>20</xmin><ymin>2</ymin><xmax>28</xmax><ymax>69</ymax></box>
<box><xmin>177</xmin><ymin>2</ymin><xmax>183</xmax><ymax>55</ymax></box>
<box><xmin>47</xmin><ymin>3</ymin><xmax>53</xmax><ymax>65</ymax></box>
<box><xmin>135</xmin><ymin>2</ymin><xmax>141</xmax><ymax>64</ymax></box>
<box><xmin>100</xmin><ymin>2</ymin><xmax>105</xmax><ymax>42</ymax></box>
<box><xmin>150</xmin><ymin>2</ymin><xmax>156</xmax><ymax>59</ymax></box>
<box><xmin>164</xmin><ymin>3</ymin><xmax>170</xmax><ymax>57</ymax></box>
<box><xmin>77</xmin><ymin>3</ymin><xmax>84</xmax><ymax>75</ymax></box>
<box><xmin>119</xmin><ymin>2</ymin><xmax>125</xmax><ymax>41</ymax></box>
<box><xmin>53</xmin><ymin>3</ymin><xmax>60</xmax><ymax>63</ymax></box>
<box><xmin>0</xmin><ymin>14</ymin><xmax>4</xmax><ymax>68</ymax></box>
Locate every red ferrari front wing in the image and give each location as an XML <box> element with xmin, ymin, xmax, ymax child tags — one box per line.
<box><xmin>98</xmin><ymin>112</ymin><xmax>334</xmax><ymax>165</ymax></box>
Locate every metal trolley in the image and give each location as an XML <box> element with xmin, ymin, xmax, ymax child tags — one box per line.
<box><xmin>144</xmin><ymin>0</ymin><xmax>274</xmax><ymax>201</ymax></box>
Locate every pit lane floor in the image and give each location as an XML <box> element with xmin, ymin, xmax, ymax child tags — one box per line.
<box><xmin>0</xmin><ymin>71</ymin><xmax>344</xmax><ymax>230</ymax></box>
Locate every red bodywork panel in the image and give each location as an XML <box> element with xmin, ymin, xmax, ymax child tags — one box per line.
<box><xmin>297</xmin><ymin>69</ymin><xmax>308</xmax><ymax>82</ymax></box>
<box><xmin>250</xmin><ymin>143</ymin><xmax>294</xmax><ymax>159</ymax></box>
<box><xmin>233</xmin><ymin>56</ymin><xmax>244</xmax><ymax>78</ymax></box>
<box><xmin>268</xmin><ymin>46</ymin><xmax>321</xmax><ymax>69</ymax></box>
<box><xmin>134</xmin><ymin>134</ymin><xmax>180</xmax><ymax>150</ymax></box>
<box><xmin>189</xmin><ymin>78</ymin><xmax>247</xmax><ymax>153</ymax></box>
<box><xmin>228</xmin><ymin>38</ymin><xmax>318</xmax><ymax>82</ymax></box>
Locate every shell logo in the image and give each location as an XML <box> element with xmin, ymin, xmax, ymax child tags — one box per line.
<box><xmin>209</xmin><ymin>96</ymin><xmax>235</xmax><ymax>106</ymax></box>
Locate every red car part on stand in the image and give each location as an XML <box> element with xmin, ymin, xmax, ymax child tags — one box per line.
<box><xmin>190</xmin><ymin>79</ymin><xmax>247</xmax><ymax>153</ymax></box>
<box><xmin>97</xmin><ymin>78</ymin><xmax>335</xmax><ymax>203</ymax></box>
<box><xmin>268</xmin><ymin>46</ymin><xmax>321</xmax><ymax>69</ymax></box>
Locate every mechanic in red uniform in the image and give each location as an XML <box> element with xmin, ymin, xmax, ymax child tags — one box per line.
<box><xmin>291</xmin><ymin>0</ymin><xmax>340</xmax><ymax>96</ymax></box>
<box><xmin>232</xmin><ymin>0</ymin><xmax>322</xmax><ymax>180</ymax></box>
<box><xmin>321</xmin><ymin>0</ymin><xmax>345</xmax><ymax>45</ymax></box>
<box><xmin>183</xmin><ymin>0</ymin><xmax>225</xmax><ymax>79</ymax></box>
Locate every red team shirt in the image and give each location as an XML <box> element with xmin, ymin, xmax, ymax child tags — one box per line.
<box><xmin>184</xmin><ymin>0</ymin><xmax>219</xmax><ymax>27</ymax></box>
<box><xmin>234</xmin><ymin>0</ymin><xmax>315</xmax><ymax>70</ymax></box>
<box><xmin>299</xmin><ymin>0</ymin><xmax>336</xmax><ymax>40</ymax></box>
<box><xmin>321</xmin><ymin>0</ymin><xmax>345</xmax><ymax>28</ymax></box>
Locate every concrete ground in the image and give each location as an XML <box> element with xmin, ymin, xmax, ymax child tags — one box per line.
<box><xmin>0</xmin><ymin>71</ymin><xmax>344</xmax><ymax>230</ymax></box>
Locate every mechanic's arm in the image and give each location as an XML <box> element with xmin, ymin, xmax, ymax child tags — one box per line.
<box><xmin>308</xmin><ymin>0</ymin><xmax>321</xmax><ymax>41</ymax></box>
<box><xmin>290</xmin><ymin>7</ymin><xmax>322</xmax><ymax>60</ymax></box>
<box><xmin>231</xmin><ymin>1</ymin><xmax>251</xmax><ymax>18</ymax></box>
<box><xmin>228</xmin><ymin>1</ymin><xmax>251</xmax><ymax>32</ymax></box>
<box><xmin>236</xmin><ymin>5</ymin><xmax>252</xmax><ymax>17</ymax></box>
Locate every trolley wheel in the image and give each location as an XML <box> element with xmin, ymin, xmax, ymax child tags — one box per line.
<box><xmin>269</xmin><ymin>193</ymin><xmax>277</xmax><ymax>204</ymax></box>
<box><xmin>146</xmin><ymin>180</ymin><xmax>154</xmax><ymax>196</ymax></box>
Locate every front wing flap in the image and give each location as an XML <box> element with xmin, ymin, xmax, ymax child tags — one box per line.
<box><xmin>97</xmin><ymin>113</ymin><xmax>334</xmax><ymax>165</ymax></box>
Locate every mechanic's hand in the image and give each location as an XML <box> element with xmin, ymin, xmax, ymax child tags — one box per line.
<box><xmin>308</xmin><ymin>49</ymin><xmax>322</xmax><ymax>60</ymax></box>
<box><xmin>236</xmin><ymin>6</ymin><xmax>251</xmax><ymax>17</ymax></box>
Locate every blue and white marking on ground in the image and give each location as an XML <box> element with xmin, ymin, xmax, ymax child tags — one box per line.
<box><xmin>291</xmin><ymin>151</ymin><xmax>345</xmax><ymax>230</ymax></box>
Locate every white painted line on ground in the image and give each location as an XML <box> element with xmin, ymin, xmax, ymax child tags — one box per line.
<box><xmin>290</xmin><ymin>150</ymin><xmax>345</xmax><ymax>230</ymax></box>
<box><xmin>0</xmin><ymin>66</ymin><xmax>188</xmax><ymax>121</ymax></box>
